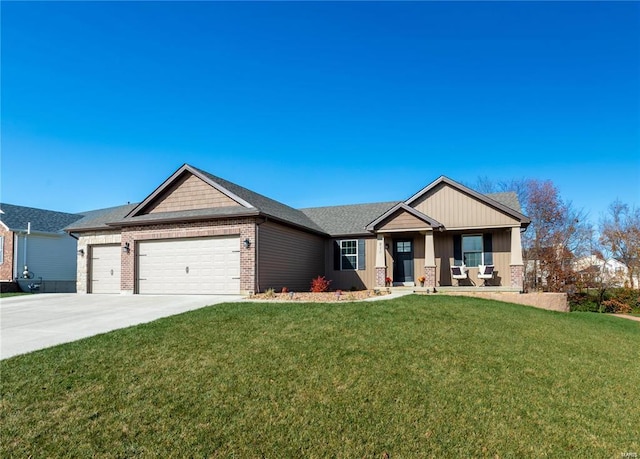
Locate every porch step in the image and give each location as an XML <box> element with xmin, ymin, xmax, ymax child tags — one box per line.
<box><xmin>389</xmin><ymin>286</ymin><xmax>521</xmax><ymax>294</ymax></box>
<box><xmin>435</xmin><ymin>286</ymin><xmax>521</xmax><ymax>293</ymax></box>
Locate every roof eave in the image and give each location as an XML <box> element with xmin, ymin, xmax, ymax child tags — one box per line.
<box><xmin>259</xmin><ymin>213</ymin><xmax>329</xmax><ymax>237</ymax></box>
<box><xmin>110</xmin><ymin>209</ymin><xmax>262</xmax><ymax>227</ymax></box>
<box><xmin>66</xmin><ymin>226</ymin><xmax>117</xmax><ymax>234</ymax></box>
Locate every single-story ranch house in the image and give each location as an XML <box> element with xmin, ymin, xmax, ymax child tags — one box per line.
<box><xmin>1</xmin><ymin>203</ymin><xmax>82</xmax><ymax>292</ymax></box>
<box><xmin>66</xmin><ymin>164</ymin><xmax>530</xmax><ymax>295</ymax></box>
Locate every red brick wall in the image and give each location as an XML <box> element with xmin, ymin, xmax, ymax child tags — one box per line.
<box><xmin>0</xmin><ymin>228</ymin><xmax>14</xmax><ymax>281</ymax></box>
<box><xmin>120</xmin><ymin>218</ymin><xmax>257</xmax><ymax>294</ymax></box>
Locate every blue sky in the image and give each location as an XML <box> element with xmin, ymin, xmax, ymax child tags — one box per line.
<box><xmin>2</xmin><ymin>1</ymin><xmax>638</xmax><ymax>224</ymax></box>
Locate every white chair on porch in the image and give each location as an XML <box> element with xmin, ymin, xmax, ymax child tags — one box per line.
<box><xmin>450</xmin><ymin>265</ymin><xmax>468</xmax><ymax>285</ymax></box>
<box><xmin>478</xmin><ymin>265</ymin><xmax>495</xmax><ymax>286</ymax></box>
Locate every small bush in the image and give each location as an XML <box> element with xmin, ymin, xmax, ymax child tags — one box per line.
<box><xmin>602</xmin><ymin>299</ymin><xmax>632</xmax><ymax>314</ymax></box>
<box><xmin>264</xmin><ymin>288</ymin><xmax>276</xmax><ymax>298</ymax></box>
<box><xmin>310</xmin><ymin>276</ymin><xmax>332</xmax><ymax>293</ymax></box>
<box><xmin>569</xmin><ymin>292</ymin><xmax>600</xmax><ymax>312</ymax></box>
<box><xmin>569</xmin><ymin>288</ymin><xmax>640</xmax><ymax>313</ymax></box>
<box><xmin>613</xmin><ymin>288</ymin><xmax>640</xmax><ymax>313</ymax></box>
<box><xmin>281</xmin><ymin>287</ymin><xmax>289</xmax><ymax>293</ymax></box>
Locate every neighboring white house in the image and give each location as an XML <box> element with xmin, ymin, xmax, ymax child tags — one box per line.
<box><xmin>574</xmin><ymin>255</ymin><xmax>639</xmax><ymax>289</ymax></box>
<box><xmin>0</xmin><ymin>203</ymin><xmax>84</xmax><ymax>293</ymax></box>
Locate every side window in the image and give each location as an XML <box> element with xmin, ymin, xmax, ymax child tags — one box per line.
<box><xmin>334</xmin><ymin>239</ymin><xmax>366</xmax><ymax>271</ymax></box>
<box><xmin>340</xmin><ymin>240</ymin><xmax>357</xmax><ymax>270</ymax></box>
<box><xmin>0</xmin><ymin>236</ymin><xmax>4</xmax><ymax>264</ymax></box>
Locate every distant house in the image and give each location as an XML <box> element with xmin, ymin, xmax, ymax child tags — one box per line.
<box><xmin>67</xmin><ymin>164</ymin><xmax>530</xmax><ymax>295</ymax></box>
<box><xmin>0</xmin><ymin>203</ymin><xmax>83</xmax><ymax>292</ymax></box>
<box><xmin>574</xmin><ymin>255</ymin><xmax>639</xmax><ymax>289</ymax></box>
<box><xmin>523</xmin><ymin>245</ymin><xmax>575</xmax><ymax>291</ymax></box>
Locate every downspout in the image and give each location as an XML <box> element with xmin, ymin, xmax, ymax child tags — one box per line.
<box><xmin>255</xmin><ymin>217</ymin><xmax>267</xmax><ymax>294</ymax></box>
<box><xmin>23</xmin><ymin>222</ymin><xmax>30</xmax><ymax>274</ymax></box>
<box><xmin>13</xmin><ymin>233</ymin><xmax>18</xmax><ymax>280</ymax></box>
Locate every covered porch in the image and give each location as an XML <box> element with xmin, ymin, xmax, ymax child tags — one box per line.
<box><xmin>371</xmin><ymin>228</ymin><xmax>525</xmax><ymax>290</ymax></box>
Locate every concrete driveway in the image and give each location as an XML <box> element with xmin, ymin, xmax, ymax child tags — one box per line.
<box><xmin>1</xmin><ymin>293</ymin><xmax>243</xmax><ymax>359</ymax></box>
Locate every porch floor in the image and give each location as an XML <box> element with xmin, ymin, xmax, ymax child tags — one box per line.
<box><xmin>389</xmin><ymin>286</ymin><xmax>521</xmax><ymax>294</ymax></box>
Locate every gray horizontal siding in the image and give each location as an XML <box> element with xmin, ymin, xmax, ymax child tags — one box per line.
<box><xmin>15</xmin><ymin>233</ymin><xmax>77</xmax><ymax>281</ymax></box>
<box><xmin>258</xmin><ymin>222</ymin><xmax>325</xmax><ymax>292</ymax></box>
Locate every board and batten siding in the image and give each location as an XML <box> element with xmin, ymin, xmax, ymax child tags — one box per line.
<box><xmin>257</xmin><ymin>222</ymin><xmax>325</xmax><ymax>292</ymax></box>
<box><xmin>412</xmin><ymin>183</ymin><xmax>519</xmax><ymax>229</ymax></box>
<box><xmin>145</xmin><ymin>173</ymin><xmax>239</xmax><ymax>214</ymax></box>
<box><xmin>434</xmin><ymin>230</ymin><xmax>511</xmax><ymax>286</ymax></box>
<box><xmin>325</xmin><ymin>237</ymin><xmax>377</xmax><ymax>290</ymax></box>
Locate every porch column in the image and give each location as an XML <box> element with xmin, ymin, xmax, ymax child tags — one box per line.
<box><xmin>375</xmin><ymin>234</ymin><xmax>387</xmax><ymax>287</ymax></box>
<box><xmin>424</xmin><ymin>231</ymin><xmax>436</xmax><ymax>288</ymax></box>
<box><xmin>510</xmin><ymin>226</ymin><xmax>524</xmax><ymax>289</ymax></box>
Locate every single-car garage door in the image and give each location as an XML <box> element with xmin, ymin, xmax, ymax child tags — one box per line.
<box><xmin>137</xmin><ymin>236</ymin><xmax>240</xmax><ymax>294</ymax></box>
<box><xmin>90</xmin><ymin>244</ymin><xmax>122</xmax><ymax>294</ymax></box>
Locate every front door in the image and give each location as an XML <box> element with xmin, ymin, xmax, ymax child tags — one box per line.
<box><xmin>393</xmin><ymin>239</ymin><xmax>414</xmax><ymax>284</ymax></box>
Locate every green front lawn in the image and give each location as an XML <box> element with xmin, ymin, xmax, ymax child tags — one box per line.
<box><xmin>0</xmin><ymin>292</ymin><xmax>28</xmax><ymax>298</ymax></box>
<box><xmin>1</xmin><ymin>295</ymin><xmax>638</xmax><ymax>457</ymax></box>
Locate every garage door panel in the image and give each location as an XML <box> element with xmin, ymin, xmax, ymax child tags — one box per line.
<box><xmin>91</xmin><ymin>245</ymin><xmax>121</xmax><ymax>294</ymax></box>
<box><xmin>137</xmin><ymin>236</ymin><xmax>240</xmax><ymax>294</ymax></box>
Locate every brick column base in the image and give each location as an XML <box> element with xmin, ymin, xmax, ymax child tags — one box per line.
<box><xmin>425</xmin><ymin>266</ymin><xmax>436</xmax><ymax>289</ymax></box>
<box><xmin>510</xmin><ymin>265</ymin><xmax>524</xmax><ymax>290</ymax></box>
<box><xmin>375</xmin><ymin>267</ymin><xmax>387</xmax><ymax>287</ymax></box>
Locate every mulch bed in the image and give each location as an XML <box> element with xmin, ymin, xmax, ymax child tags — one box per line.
<box><xmin>249</xmin><ymin>289</ymin><xmax>391</xmax><ymax>302</ymax></box>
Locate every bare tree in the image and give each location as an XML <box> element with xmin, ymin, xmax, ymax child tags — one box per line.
<box><xmin>599</xmin><ymin>200</ymin><xmax>640</xmax><ymax>288</ymax></box>
<box><xmin>473</xmin><ymin>177</ymin><xmax>592</xmax><ymax>292</ymax></box>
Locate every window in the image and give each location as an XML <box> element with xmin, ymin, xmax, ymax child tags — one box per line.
<box><xmin>0</xmin><ymin>236</ymin><xmax>3</xmax><ymax>264</ymax></box>
<box><xmin>334</xmin><ymin>239</ymin><xmax>366</xmax><ymax>271</ymax></box>
<box><xmin>396</xmin><ymin>241</ymin><xmax>412</xmax><ymax>253</ymax></box>
<box><xmin>340</xmin><ymin>240</ymin><xmax>358</xmax><ymax>270</ymax></box>
<box><xmin>463</xmin><ymin>235</ymin><xmax>483</xmax><ymax>267</ymax></box>
<box><xmin>454</xmin><ymin>234</ymin><xmax>493</xmax><ymax>268</ymax></box>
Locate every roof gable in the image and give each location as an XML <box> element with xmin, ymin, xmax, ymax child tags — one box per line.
<box><xmin>406</xmin><ymin>176</ymin><xmax>530</xmax><ymax>229</ymax></box>
<box><xmin>365</xmin><ymin>203</ymin><xmax>442</xmax><ymax>232</ymax></box>
<box><xmin>121</xmin><ymin>164</ymin><xmax>326</xmax><ymax>234</ymax></box>
<box><xmin>127</xmin><ymin>165</ymin><xmax>252</xmax><ymax>218</ymax></box>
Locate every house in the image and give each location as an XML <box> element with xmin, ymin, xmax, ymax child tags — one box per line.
<box><xmin>574</xmin><ymin>255</ymin><xmax>639</xmax><ymax>289</ymax></box>
<box><xmin>66</xmin><ymin>164</ymin><xmax>530</xmax><ymax>295</ymax></box>
<box><xmin>523</xmin><ymin>245</ymin><xmax>575</xmax><ymax>292</ymax></box>
<box><xmin>0</xmin><ymin>203</ymin><xmax>84</xmax><ymax>293</ymax></box>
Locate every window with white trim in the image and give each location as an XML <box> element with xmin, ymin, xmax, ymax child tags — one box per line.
<box><xmin>0</xmin><ymin>236</ymin><xmax>3</xmax><ymax>264</ymax></box>
<box><xmin>340</xmin><ymin>239</ymin><xmax>358</xmax><ymax>270</ymax></box>
<box><xmin>462</xmin><ymin>234</ymin><xmax>483</xmax><ymax>267</ymax></box>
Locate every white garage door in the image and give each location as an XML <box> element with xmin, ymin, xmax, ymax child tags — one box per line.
<box><xmin>137</xmin><ymin>236</ymin><xmax>241</xmax><ymax>294</ymax></box>
<box><xmin>90</xmin><ymin>245</ymin><xmax>121</xmax><ymax>294</ymax></box>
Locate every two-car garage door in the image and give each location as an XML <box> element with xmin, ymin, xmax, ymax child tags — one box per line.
<box><xmin>137</xmin><ymin>236</ymin><xmax>240</xmax><ymax>294</ymax></box>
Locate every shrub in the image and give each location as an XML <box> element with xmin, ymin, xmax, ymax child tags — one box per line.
<box><xmin>612</xmin><ymin>287</ymin><xmax>640</xmax><ymax>313</ymax></box>
<box><xmin>569</xmin><ymin>288</ymin><xmax>640</xmax><ymax>313</ymax></box>
<box><xmin>310</xmin><ymin>276</ymin><xmax>332</xmax><ymax>293</ymax></box>
<box><xmin>569</xmin><ymin>292</ymin><xmax>600</xmax><ymax>312</ymax></box>
<box><xmin>281</xmin><ymin>287</ymin><xmax>289</xmax><ymax>293</ymax></box>
<box><xmin>602</xmin><ymin>299</ymin><xmax>632</xmax><ymax>314</ymax></box>
<box><xmin>264</xmin><ymin>288</ymin><xmax>276</xmax><ymax>298</ymax></box>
